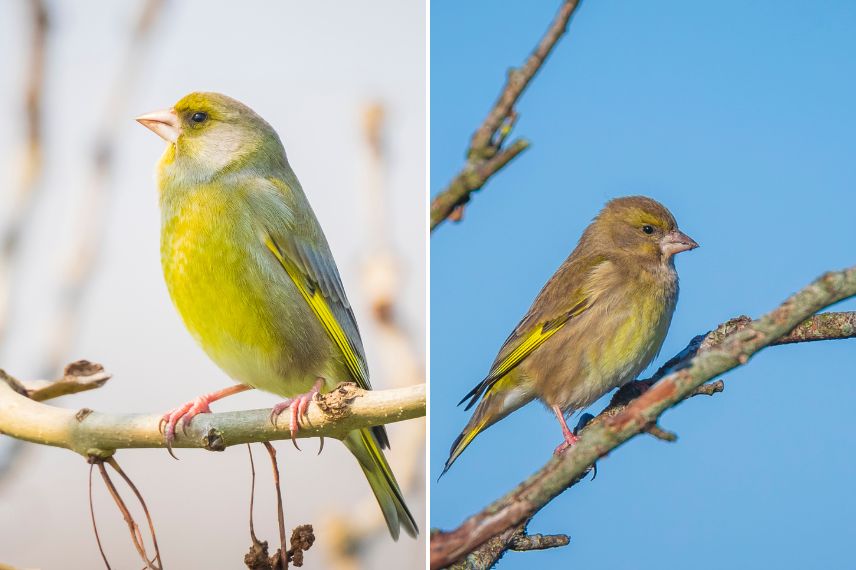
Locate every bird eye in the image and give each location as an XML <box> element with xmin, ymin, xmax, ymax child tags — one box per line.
<box><xmin>642</xmin><ymin>225</ymin><xmax>654</xmax><ymax>234</ymax></box>
<box><xmin>190</xmin><ymin>112</ymin><xmax>208</xmax><ymax>124</ymax></box>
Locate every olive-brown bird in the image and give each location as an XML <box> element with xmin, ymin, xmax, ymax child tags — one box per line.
<box><xmin>443</xmin><ymin>196</ymin><xmax>698</xmax><ymax>473</ymax></box>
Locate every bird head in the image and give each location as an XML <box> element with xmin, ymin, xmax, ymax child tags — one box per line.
<box><xmin>136</xmin><ymin>92</ymin><xmax>285</xmax><ymax>179</ymax></box>
<box><xmin>592</xmin><ymin>196</ymin><xmax>698</xmax><ymax>265</ymax></box>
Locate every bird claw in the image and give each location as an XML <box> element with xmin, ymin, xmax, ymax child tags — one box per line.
<box><xmin>159</xmin><ymin>397</ymin><xmax>213</xmax><ymax>459</ymax></box>
<box><xmin>269</xmin><ymin>379</ymin><xmax>324</xmax><ymax>451</ymax></box>
<box><xmin>553</xmin><ymin>432</ymin><xmax>580</xmax><ymax>455</ymax></box>
<box><xmin>157</xmin><ymin>384</ymin><xmax>251</xmax><ymax>458</ymax></box>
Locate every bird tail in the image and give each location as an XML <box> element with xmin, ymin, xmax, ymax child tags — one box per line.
<box><xmin>343</xmin><ymin>428</ymin><xmax>418</xmax><ymax>540</ymax></box>
<box><xmin>441</xmin><ymin>379</ymin><xmax>533</xmax><ymax>477</ymax></box>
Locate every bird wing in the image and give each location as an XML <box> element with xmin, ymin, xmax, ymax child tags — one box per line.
<box><xmin>458</xmin><ymin>297</ymin><xmax>590</xmax><ymax>410</ymax></box>
<box><xmin>252</xmin><ymin>175</ymin><xmax>391</xmax><ymax>448</ymax></box>
<box><xmin>458</xmin><ymin>255</ymin><xmax>608</xmax><ymax>410</ymax></box>
<box><xmin>247</xmin><ymin>176</ymin><xmax>371</xmax><ymax>392</ymax></box>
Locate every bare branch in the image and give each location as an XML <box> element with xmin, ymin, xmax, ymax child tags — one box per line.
<box><xmin>430</xmin><ymin>1</ymin><xmax>582</xmax><ymax>231</ymax></box>
<box><xmin>508</xmin><ymin>532</ymin><xmax>570</xmax><ymax>552</ymax></box>
<box><xmin>430</xmin><ymin>271</ymin><xmax>856</xmax><ymax>569</ymax></box>
<box><xmin>0</xmin><ymin>378</ymin><xmax>425</xmax><ymax>459</ymax></box>
<box><xmin>468</xmin><ymin>1</ymin><xmax>580</xmax><ymax>154</ymax></box>
<box><xmin>11</xmin><ymin>360</ymin><xmax>112</xmax><ymax>402</ymax></box>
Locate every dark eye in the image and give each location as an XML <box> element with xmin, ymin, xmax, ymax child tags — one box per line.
<box><xmin>642</xmin><ymin>225</ymin><xmax>654</xmax><ymax>235</ymax></box>
<box><xmin>191</xmin><ymin>111</ymin><xmax>208</xmax><ymax>123</ymax></box>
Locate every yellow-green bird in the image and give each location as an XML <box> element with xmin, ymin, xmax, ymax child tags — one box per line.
<box><xmin>136</xmin><ymin>92</ymin><xmax>417</xmax><ymax>539</ymax></box>
<box><xmin>443</xmin><ymin>196</ymin><xmax>697</xmax><ymax>474</ymax></box>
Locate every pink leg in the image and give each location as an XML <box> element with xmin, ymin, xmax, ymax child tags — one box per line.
<box><xmin>552</xmin><ymin>405</ymin><xmax>580</xmax><ymax>455</ymax></box>
<box><xmin>159</xmin><ymin>384</ymin><xmax>252</xmax><ymax>458</ymax></box>
<box><xmin>270</xmin><ymin>378</ymin><xmax>325</xmax><ymax>451</ymax></box>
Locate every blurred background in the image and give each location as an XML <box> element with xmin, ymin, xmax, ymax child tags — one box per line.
<box><xmin>0</xmin><ymin>1</ymin><xmax>425</xmax><ymax>568</ymax></box>
<box><xmin>431</xmin><ymin>1</ymin><xmax>855</xmax><ymax>569</ymax></box>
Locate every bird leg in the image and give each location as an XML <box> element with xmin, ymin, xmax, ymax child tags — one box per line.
<box><xmin>270</xmin><ymin>378</ymin><xmax>325</xmax><ymax>451</ymax></box>
<box><xmin>159</xmin><ymin>384</ymin><xmax>253</xmax><ymax>458</ymax></box>
<box><xmin>552</xmin><ymin>405</ymin><xmax>580</xmax><ymax>454</ymax></box>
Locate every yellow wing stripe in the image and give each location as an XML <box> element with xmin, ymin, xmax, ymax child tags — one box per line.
<box><xmin>487</xmin><ymin>299</ymin><xmax>589</xmax><ymax>381</ymax></box>
<box><xmin>264</xmin><ymin>236</ymin><xmax>368</xmax><ymax>385</ymax></box>
<box><xmin>489</xmin><ymin>324</ymin><xmax>563</xmax><ymax>379</ymax></box>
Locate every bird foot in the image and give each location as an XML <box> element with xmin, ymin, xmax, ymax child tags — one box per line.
<box><xmin>159</xmin><ymin>396</ymin><xmax>212</xmax><ymax>459</ymax></box>
<box><xmin>270</xmin><ymin>378</ymin><xmax>324</xmax><ymax>451</ymax></box>
<box><xmin>553</xmin><ymin>432</ymin><xmax>580</xmax><ymax>455</ymax></box>
<box><xmin>552</xmin><ymin>404</ymin><xmax>580</xmax><ymax>455</ymax></box>
<box><xmin>158</xmin><ymin>384</ymin><xmax>252</xmax><ymax>459</ymax></box>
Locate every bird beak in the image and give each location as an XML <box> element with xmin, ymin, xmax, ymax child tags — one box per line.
<box><xmin>136</xmin><ymin>108</ymin><xmax>180</xmax><ymax>143</ymax></box>
<box><xmin>660</xmin><ymin>229</ymin><xmax>699</xmax><ymax>258</ymax></box>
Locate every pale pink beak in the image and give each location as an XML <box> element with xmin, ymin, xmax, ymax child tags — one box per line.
<box><xmin>660</xmin><ymin>229</ymin><xmax>699</xmax><ymax>258</ymax></box>
<box><xmin>136</xmin><ymin>108</ymin><xmax>180</xmax><ymax>143</ymax></box>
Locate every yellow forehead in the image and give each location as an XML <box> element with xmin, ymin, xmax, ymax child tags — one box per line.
<box><xmin>625</xmin><ymin>208</ymin><xmax>673</xmax><ymax>230</ymax></box>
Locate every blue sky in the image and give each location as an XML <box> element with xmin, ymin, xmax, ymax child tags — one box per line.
<box><xmin>430</xmin><ymin>2</ymin><xmax>856</xmax><ymax>568</ymax></box>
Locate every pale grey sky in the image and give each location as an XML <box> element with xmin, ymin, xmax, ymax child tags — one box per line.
<box><xmin>0</xmin><ymin>1</ymin><xmax>425</xmax><ymax>568</ymax></box>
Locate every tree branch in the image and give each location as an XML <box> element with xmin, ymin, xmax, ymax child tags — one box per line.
<box><xmin>430</xmin><ymin>0</ymin><xmax>582</xmax><ymax>231</ymax></box>
<box><xmin>0</xmin><ymin>375</ymin><xmax>425</xmax><ymax>459</ymax></box>
<box><xmin>431</xmin><ymin>268</ymin><xmax>856</xmax><ymax>569</ymax></box>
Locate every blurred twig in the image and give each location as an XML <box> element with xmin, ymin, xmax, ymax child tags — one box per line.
<box><xmin>0</xmin><ymin>0</ymin><xmax>167</xmax><ymax>484</ymax></box>
<box><xmin>431</xmin><ymin>272</ymin><xmax>856</xmax><ymax>569</ymax></box>
<box><xmin>430</xmin><ymin>0</ymin><xmax>582</xmax><ymax>231</ymax></box>
<box><xmin>0</xmin><ymin>0</ymin><xmax>49</xmax><ymax>481</ymax></box>
<box><xmin>0</xmin><ymin>0</ymin><xmax>48</xmax><ymax>347</ymax></box>
<box><xmin>42</xmin><ymin>0</ymin><xmax>166</xmax><ymax>378</ymax></box>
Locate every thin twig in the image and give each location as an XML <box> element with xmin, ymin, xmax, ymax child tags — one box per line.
<box><xmin>430</xmin><ymin>0</ymin><xmax>582</xmax><ymax>231</ymax></box>
<box><xmin>95</xmin><ymin>459</ymin><xmax>162</xmax><ymax>570</ymax></box>
<box><xmin>89</xmin><ymin>463</ymin><xmax>112</xmax><ymax>570</ymax></box>
<box><xmin>248</xmin><ymin>444</ymin><xmax>260</xmax><ymax>545</ymax></box>
<box><xmin>105</xmin><ymin>457</ymin><xmax>162</xmax><ymax>569</ymax></box>
<box><xmin>431</xmin><ymin>270</ymin><xmax>856</xmax><ymax>569</ymax></box>
<box><xmin>508</xmin><ymin>532</ymin><xmax>570</xmax><ymax>552</ymax></box>
<box><xmin>263</xmin><ymin>442</ymin><xmax>287</xmax><ymax>570</ymax></box>
<box><xmin>18</xmin><ymin>360</ymin><xmax>111</xmax><ymax>402</ymax></box>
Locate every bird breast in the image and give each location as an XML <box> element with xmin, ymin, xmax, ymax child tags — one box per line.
<box><xmin>159</xmin><ymin>184</ymin><xmax>329</xmax><ymax>395</ymax></box>
<box><xmin>530</xmin><ymin>263</ymin><xmax>678</xmax><ymax>411</ymax></box>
